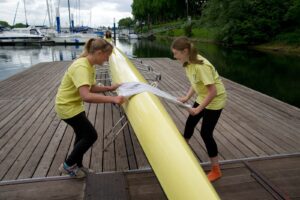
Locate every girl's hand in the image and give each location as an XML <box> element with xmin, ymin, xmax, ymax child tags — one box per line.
<box><xmin>177</xmin><ymin>96</ymin><xmax>188</xmax><ymax>103</ymax></box>
<box><xmin>188</xmin><ymin>106</ymin><xmax>203</xmax><ymax>116</ymax></box>
<box><xmin>114</xmin><ymin>96</ymin><xmax>126</xmax><ymax>105</ymax></box>
<box><xmin>110</xmin><ymin>83</ymin><xmax>122</xmax><ymax>91</ymax></box>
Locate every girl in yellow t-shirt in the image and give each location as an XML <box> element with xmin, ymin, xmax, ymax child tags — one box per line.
<box><xmin>171</xmin><ymin>36</ymin><xmax>227</xmax><ymax>182</ymax></box>
<box><xmin>56</xmin><ymin>38</ymin><xmax>125</xmax><ymax>178</ymax></box>
<box><xmin>104</xmin><ymin>30</ymin><xmax>113</xmax><ymax>43</ymax></box>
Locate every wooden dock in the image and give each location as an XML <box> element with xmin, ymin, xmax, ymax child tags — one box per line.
<box><xmin>0</xmin><ymin>58</ymin><xmax>299</xmax><ymax>199</ymax></box>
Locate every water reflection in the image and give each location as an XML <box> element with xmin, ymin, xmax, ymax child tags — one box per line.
<box><xmin>0</xmin><ymin>39</ymin><xmax>299</xmax><ymax>108</ymax></box>
<box><xmin>132</xmin><ymin>39</ymin><xmax>172</xmax><ymax>58</ymax></box>
<box><xmin>0</xmin><ymin>46</ymin><xmax>83</xmax><ymax>80</ymax></box>
<box><xmin>196</xmin><ymin>44</ymin><xmax>300</xmax><ymax>108</ymax></box>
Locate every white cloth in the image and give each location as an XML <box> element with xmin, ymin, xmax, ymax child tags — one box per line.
<box><xmin>117</xmin><ymin>82</ymin><xmax>192</xmax><ymax>109</ymax></box>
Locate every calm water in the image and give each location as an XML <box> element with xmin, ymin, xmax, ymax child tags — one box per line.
<box><xmin>0</xmin><ymin>39</ymin><xmax>299</xmax><ymax>108</ymax></box>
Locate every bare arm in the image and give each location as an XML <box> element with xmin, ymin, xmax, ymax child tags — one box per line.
<box><xmin>90</xmin><ymin>83</ymin><xmax>121</xmax><ymax>93</ymax></box>
<box><xmin>189</xmin><ymin>84</ymin><xmax>217</xmax><ymax>115</ymax></box>
<box><xmin>79</xmin><ymin>85</ymin><xmax>125</xmax><ymax>104</ymax></box>
<box><xmin>177</xmin><ymin>86</ymin><xmax>195</xmax><ymax>103</ymax></box>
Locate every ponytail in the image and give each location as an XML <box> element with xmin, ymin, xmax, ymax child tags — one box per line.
<box><xmin>80</xmin><ymin>38</ymin><xmax>113</xmax><ymax>58</ymax></box>
<box><xmin>171</xmin><ymin>36</ymin><xmax>203</xmax><ymax>66</ymax></box>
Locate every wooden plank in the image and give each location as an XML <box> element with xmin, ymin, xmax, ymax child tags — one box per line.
<box><xmin>1</xmin><ymin>63</ymin><xmax>59</xmax><ymax>99</ymax></box>
<box><xmin>113</xmin><ymin>105</ymin><xmax>130</xmax><ymax>171</ymax></box>
<box><xmin>85</xmin><ymin>173</ymin><xmax>128</xmax><ymax>200</ymax></box>
<box><xmin>47</xmin><ymin>125</ymin><xmax>74</xmax><ymax>177</ymax></box>
<box><xmin>249</xmin><ymin>156</ymin><xmax>300</xmax><ymax>199</ymax></box>
<box><xmin>90</xmin><ymin>104</ymin><xmax>105</xmax><ymax>173</ymax></box>
<box><xmin>222</xmin><ymin>104</ymin><xmax>286</xmax><ymax>154</ymax></box>
<box><xmin>0</xmin><ymin>97</ymin><xmax>52</xmax><ymax>176</ymax></box>
<box><xmin>0</xmin><ymin>99</ymin><xmax>23</xmax><ymax>122</ymax></box>
<box><xmin>126</xmin><ymin>171</ymin><xmax>167</xmax><ymax>200</ymax></box>
<box><xmin>122</xmin><ymin>115</ymin><xmax>138</xmax><ymax>170</ymax></box>
<box><xmin>0</xmin><ymin>63</ymin><xmax>63</xmax><ymax>139</ymax></box>
<box><xmin>229</xmin><ymin>91</ymin><xmax>300</xmax><ymax>142</ymax></box>
<box><xmin>228</xmin><ymin>93</ymin><xmax>299</xmax><ymax>152</ymax></box>
<box><xmin>3</xmin><ymin>99</ymin><xmax>55</xmax><ymax>180</ymax></box>
<box><xmin>18</xmin><ymin>115</ymin><xmax>61</xmax><ymax>179</ymax></box>
<box><xmin>102</xmin><ymin>103</ymin><xmax>116</xmax><ymax>171</ymax></box>
<box><xmin>0</xmin><ymin>178</ymin><xmax>85</xmax><ymax>200</ymax></box>
<box><xmin>33</xmin><ymin>120</ymin><xmax>67</xmax><ymax>178</ymax></box>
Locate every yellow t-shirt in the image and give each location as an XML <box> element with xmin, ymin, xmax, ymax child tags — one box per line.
<box><xmin>104</xmin><ymin>37</ymin><xmax>113</xmax><ymax>43</ymax></box>
<box><xmin>55</xmin><ymin>57</ymin><xmax>96</xmax><ymax>119</ymax></box>
<box><xmin>185</xmin><ymin>55</ymin><xmax>227</xmax><ymax>110</ymax></box>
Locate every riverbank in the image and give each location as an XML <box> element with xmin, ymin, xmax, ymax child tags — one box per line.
<box><xmin>153</xmin><ymin>25</ymin><xmax>300</xmax><ymax>56</ymax></box>
<box><xmin>156</xmin><ymin>34</ymin><xmax>300</xmax><ymax>56</ymax></box>
<box><xmin>252</xmin><ymin>43</ymin><xmax>300</xmax><ymax>56</ymax></box>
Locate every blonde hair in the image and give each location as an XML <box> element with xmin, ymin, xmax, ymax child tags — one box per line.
<box><xmin>80</xmin><ymin>38</ymin><xmax>113</xmax><ymax>57</ymax></box>
<box><xmin>171</xmin><ymin>36</ymin><xmax>203</xmax><ymax>66</ymax></box>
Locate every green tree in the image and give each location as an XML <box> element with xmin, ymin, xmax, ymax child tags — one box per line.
<box><xmin>284</xmin><ymin>0</ymin><xmax>300</xmax><ymax>28</ymax></box>
<box><xmin>131</xmin><ymin>0</ymin><xmax>188</xmax><ymax>25</ymax></box>
<box><xmin>201</xmin><ymin>0</ymin><xmax>294</xmax><ymax>45</ymax></box>
<box><xmin>0</xmin><ymin>21</ymin><xmax>10</xmax><ymax>27</ymax></box>
<box><xmin>118</xmin><ymin>17</ymin><xmax>134</xmax><ymax>29</ymax></box>
<box><xmin>13</xmin><ymin>23</ymin><xmax>27</xmax><ymax>28</ymax></box>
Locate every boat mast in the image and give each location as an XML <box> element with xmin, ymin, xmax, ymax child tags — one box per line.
<box><xmin>67</xmin><ymin>0</ymin><xmax>72</xmax><ymax>32</ymax></box>
<box><xmin>13</xmin><ymin>1</ymin><xmax>20</xmax><ymax>26</ymax></box>
<box><xmin>56</xmin><ymin>7</ymin><xmax>61</xmax><ymax>33</ymax></box>
<box><xmin>79</xmin><ymin>0</ymin><xmax>81</xmax><ymax>26</ymax></box>
<box><xmin>49</xmin><ymin>0</ymin><xmax>54</xmax><ymax>26</ymax></box>
<box><xmin>89</xmin><ymin>9</ymin><xmax>92</xmax><ymax>27</ymax></box>
<box><xmin>46</xmin><ymin>0</ymin><xmax>53</xmax><ymax>27</ymax></box>
<box><xmin>23</xmin><ymin>0</ymin><xmax>28</xmax><ymax>26</ymax></box>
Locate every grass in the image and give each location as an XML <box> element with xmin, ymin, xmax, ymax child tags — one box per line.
<box><xmin>191</xmin><ymin>28</ymin><xmax>218</xmax><ymax>41</ymax></box>
<box><xmin>156</xmin><ymin>27</ymin><xmax>219</xmax><ymax>43</ymax></box>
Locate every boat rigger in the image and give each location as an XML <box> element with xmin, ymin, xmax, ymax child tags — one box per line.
<box><xmin>109</xmin><ymin>47</ymin><xmax>220</xmax><ymax>200</ymax></box>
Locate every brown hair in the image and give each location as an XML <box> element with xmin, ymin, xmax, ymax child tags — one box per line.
<box><xmin>80</xmin><ymin>38</ymin><xmax>113</xmax><ymax>57</ymax></box>
<box><xmin>171</xmin><ymin>36</ymin><xmax>203</xmax><ymax>66</ymax></box>
<box><xmin>105</xmin><ymin>31</ymin><xmax>112</xmax><ymax>39</ymax></box>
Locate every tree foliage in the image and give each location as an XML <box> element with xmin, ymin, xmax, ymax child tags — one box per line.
<box><xmin>131</xmin><ymin>0</ymin><xmax>206</xmax><ymax>25</ymax></box>
<box><xmin>118</xmin><ymin>17</ymin><xmax>134</xmax><ymax>28</ymax></box>
<box><xmin>0</xmin><ymin>21</ymin><xmax>10</xmax><ymax>27</ymax></box>
<box><xmin>13</xmin><ymin>23</ymin><xmax>27</xmax><ymax>28</ymax></box>
<box><xmin>131</xmin><ymin>0</ymin><xmax>299</xmax><ymax>45</ymax></box>
<box><xmin>284</xmin><ymin>0</ymin><xmax>300</xmax><ymax>28</ymax></box>
<box><xmin>200</xmin><ymin>0</ymin><xmax>296</xmax><ymax>45</ymax></box>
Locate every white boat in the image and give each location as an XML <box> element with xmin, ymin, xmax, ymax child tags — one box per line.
<box><xmin>48</xmin><ymin>33</ymin><xmax>99</xmax><ymax>45</ymax></box>
<box><xmin>0</xmin><ymin>27</ymin><xmax>47</xmax><ymax>45</ymax></box>
<box><xmin>129</xmin><ymin>33</ymin><xmax>139</xmax><ymax>39</ymax></box>
<box><xmin>117</xmin><ymin>29</ymin><xmax>139</xmax><ymax>40</ymax></box>
<box><xmin>11</xmin><ymin>27</ymin><xmax>44</xmax><ymax>36</ymax></box>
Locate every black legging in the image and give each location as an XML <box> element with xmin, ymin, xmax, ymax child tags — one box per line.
<box><xmin>184</xmin><ymin>102</ymin><xmax>222</xmax><ymax>158</ymax></box>
<box><xmin>63</xmin><ymin>112</ymin><xmax>98</xmax><ymax>167</ymax></box>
